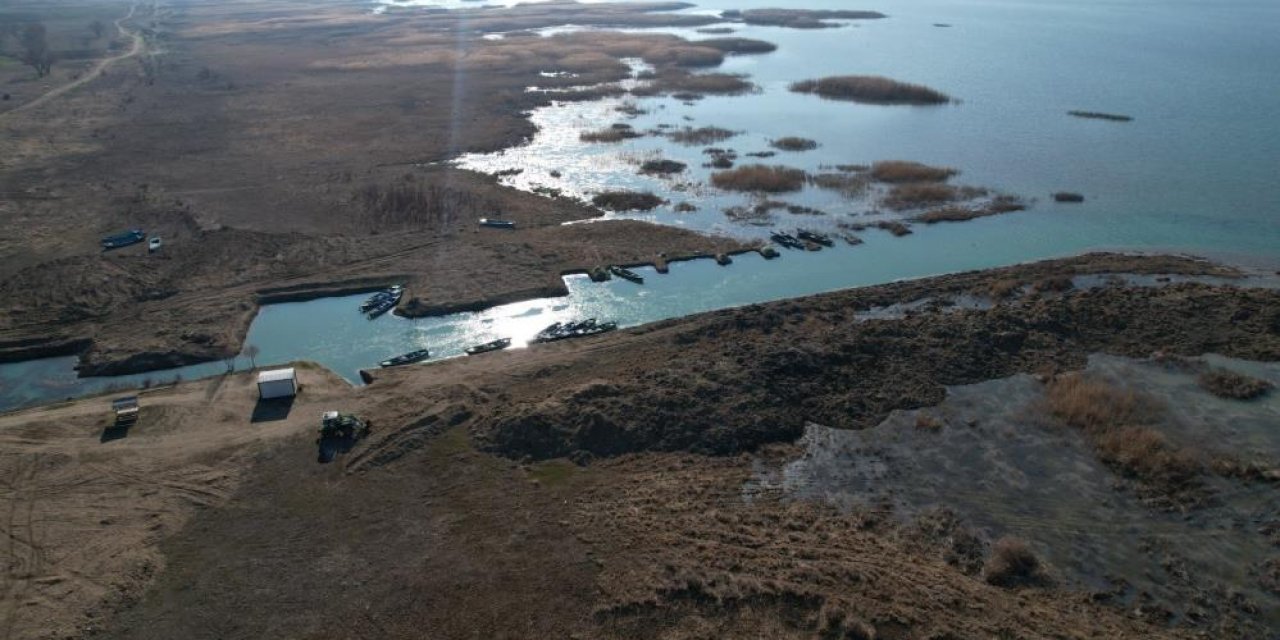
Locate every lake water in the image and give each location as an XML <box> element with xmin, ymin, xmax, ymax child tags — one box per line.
<box><xmin>2</xmin><ymin>0</ymin><xmax>1277</xmax><ymax>411</ymax></box>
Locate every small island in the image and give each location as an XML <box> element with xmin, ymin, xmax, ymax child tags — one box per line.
<box><xmin>1068</xmin><ymin>110</ymin><xmax>1133</xmax><ymax>122</ymax></box>
<box><xmin>790</xmin><ymin>75</ymin><xmax>951</xmax><ymax>105</ymax></box>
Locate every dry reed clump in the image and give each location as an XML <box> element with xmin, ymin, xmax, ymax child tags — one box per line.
<box><xmin>1197</xmin><ymin>369</ymin><xmax>1274</xmax><ymax>400</ymax></box>
<box><xmin>693</xmin><ymin>37</ymin><xmax>777</xmax><ymax>55</ymax></box>
<box><xmin>912</xmin><ymin>196</ymin><xmax>1027</xmax><ymax>223</ymax></box>
<box><xmin>641</xmin><ymin>45</ymin><xmax>724</xmax><ymax>68</ymax></box>
<box><xmin>591</xmin><ymin>191</ymin><xmax>664</xmax><ymax>211</ymax></box>
<box><xmin>769</xmin><ymin>137</ymin><xmax>819</xmax><ymax>152</ymax></box>
<box><xmin>668</xmin><ymin>126</ymin><xmax>738</xmax><ymax>145</ymax></box>
<box><xmin>734</xmin><ymin>9</ymin><xmax>886</xmax><ymax>29</ymax></box>
<box><xmin>1045</xmin><ymin>375</ymin><xmax>1202</xmax><ymax>488</ymax></box>
<box><xmin>639</xmin><ymin>159</ymin><xmax>687</xmax><ymax>175</ymax></box>
<box><xmin>874</xmin><ymin>220</ymin><xmax>913</xmax><ymax>237</ymax></box>
<box><xmin>580</xmin><ymin>126</ymin><xmax>642</xmax><ymax>143</ymax></box>
<box><xmin>882</xmin><ymin>183</ymin><xmax>962</xmax><ymax>210</ymax></box>
<box><xmin>870</xmin><ymin>160</ymin><xmax>957</xmax><ymax>183</ymax></box>
<box><xmin>987</xmin><ymin>279</ymin><xmax>1023</xmax><ymax>299</ymax></box>
<box><xmin>790</xmin><ymin>75</ymin><xmax>950</xmax><ymax>105</ymax></box>
<box><xmin>710</xmin><ymin>165</ymin><xmax>807</xmax><ymax>193</ymax></box>
<box><xmin>915</xmin><ymin>413</ymin><xmax>943</xmax><ymax>431</ymax></box>
<box><xmin>983</xmin><ymin>537</ymin><xmax>1047</xmax><ymax>587</ymax></box>
<box><xmin>353</xmin><ymin>180</ymin><xmax>495</xmax><ymax>230</ymax></box>
<box><xmin>652</xmin><ymin>71</ymin><xmax>755</xmax><ymax>95</ymax></box>
<box><xmin>1068</xmin><ymin>110</ymin><xmax>1133</xmax><ymax>122</ymax></box>
<box><xmin>808</xmin><ymin>173</ymin><xmax>868</xmax><ymax>198</ymax></box>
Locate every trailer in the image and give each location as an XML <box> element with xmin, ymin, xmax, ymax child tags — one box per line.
<box><xmin>257</xmin><ymin>368</ymin><xmax>297</xmax><ymax>400</ymax></box>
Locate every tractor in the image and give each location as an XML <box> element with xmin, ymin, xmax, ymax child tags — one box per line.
<box><xmin>316</xmin><ymin>411</ymin><xmax>370</xmax><ymax>462</ymax></box>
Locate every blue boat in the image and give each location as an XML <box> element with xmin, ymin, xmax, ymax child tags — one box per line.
<box><xmin>101</xmin><ymin>229</ymin><xmax>146</xmax><ymax>249</ymax></box>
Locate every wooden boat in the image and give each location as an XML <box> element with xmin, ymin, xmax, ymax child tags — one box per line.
<box><xmin>479</xmin><ymin>218</ymin><xmax>516</xmax><ymax>229</ymax></box>
<box><xmin>465</xmin><ymin>338</ymin><xmax>512</xmax><ymax>355</ymax></box>
<box><xmin>796</xmin><ymin>229</ymin><xmax>833</xmax><ymax>246</ymax></box>
<box><xmin>531</xmin><ymin>319</ymin><xmax>617</xmax><ymax>344</ymax></box>
<box><xmin>609</xmin><ymin>265</ymin><xmax>644</xmax><ymax>284</ymax></box>
<box><xmin>770</xmin><ymin>232</ymin><xmax>805</xmax><ymax>250</ymax></box>
<box><xmin>359</xmin><ymin>285</ymin><xmax>404</xmax><ymax>312</ymax></box>
<box><xmin>379</xmin><ymin>348</ymin><xmax>431</xmax><ymax>367</ymax></box>
<box><xmin>366</xmin><ymin>288</ymin><xmax>403</xmax><ymax>318</ymax></box>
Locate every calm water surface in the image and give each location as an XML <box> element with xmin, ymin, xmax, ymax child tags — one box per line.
<box><xmin>2</xmin><ymin>0</ymin><xmax>1277</xmax><ymax>411</ymax></box>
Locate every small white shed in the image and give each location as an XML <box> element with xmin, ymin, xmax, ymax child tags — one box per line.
<box><xmin>257</xmin><ymin>368</ymin><xmax>297</xmax><ymax>400</ymax></box>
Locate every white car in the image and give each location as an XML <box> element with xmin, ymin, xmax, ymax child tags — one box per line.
<box><xmin>148</xmin><ymin>237</ymin><xmax>162</xmax><ymax>252</ymax></box>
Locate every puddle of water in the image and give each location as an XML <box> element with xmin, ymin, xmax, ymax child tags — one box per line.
<box><xmin>756</xmin><ymin>353</ymin><xmax>1280</xmax><ymax>626</ymax></box>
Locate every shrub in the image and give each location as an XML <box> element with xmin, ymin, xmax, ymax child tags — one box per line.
<box><xmin>984</xmin><ymin>537</ymin><xmax>1045</xmax><ymax>587</ymax></box>
<box><xmin>591</xmin><ymin>191</ymin><xmax>664</xmax><ymax>211</ymax></box>
<box><xmin>791</xmin><ymin>75</ymin><xmax>950</xmax><ymax>105</ymax></box>
<box><xmin>710</xmin><ymin>165</ymin><xmax>807</xmax><ymax>193</ymax></box>
<box><xmin>870</xmin><ymin>160</ymin><xmax>957</xmax><ymax>183</ymax></box>
<box><xmin>1198</xmin><ymin>369</ymin><xmax>1274</xmax><ymax>400</ymax></box>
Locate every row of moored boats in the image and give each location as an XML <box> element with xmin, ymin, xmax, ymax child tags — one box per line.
<box><xmin>770</xmin><ymin>229</ymin><xmax>833</xmax><ymax>250</ymax></box>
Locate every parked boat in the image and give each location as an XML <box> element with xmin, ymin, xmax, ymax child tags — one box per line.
<box><xmin>796</xmin><ymin>229</ymin><xmax>833</xmax><ymax>247</ymax></box>
<box><xmin>531</xmin><ymin>318</ymin><xmax>618</xmax><ymax>344</ymax></box>
<box><xmin>770</xmin><ymin>232</ymin><xmax>805</xmax><ymax>250</ymax></box>
<box><xmin>101</xmin><ymin>229</ymin><xmax>146</xmax><ymax>250</ymax></box>
<box><xmin>380</xmin><ymin>348</ymin><xmax>431</xmax><ymax>368</ymax></box>
<box><xmin>359</xmin><ymin>285</ymin><xmax>404</xmax><ymax>313</ymax></box>
<box><xmin>465</xmin><ymin>338</ymin><xmax>512</xmax><ymax>355</ymax></box>
<box><xmin>366</xmin><ymin>288</ymin><xmax>403</xmax><ymax>319</ymax></box>
<box><xmin>479</xmin><ymin>218</ymin><xmax>516</xmax><ymax>229</ymax></box>
<box><xmin>609</xmin><ymin>265</ymin><xmax>644</xmax><ymax>284</ymax></box>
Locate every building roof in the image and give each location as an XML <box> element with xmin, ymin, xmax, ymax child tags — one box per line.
<box><xmin>257</xmin><ymin>368</ymin><xmax>296</xmax><ymax>384</ymax></box>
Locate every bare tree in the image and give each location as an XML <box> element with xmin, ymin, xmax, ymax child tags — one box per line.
<box><xmin>18</xmin><ymin>23</ymin><xmax>53</xmax><ymax>78</ymax></box>
<box><xmin>90</xmin><ymin>20</ymin><xmax>105</xmax><ymax>39</ymax></box>
<box><xmin>244</xmin><ymin>344</ymin><xmax>260</xmax><ymax>370</ymax></box>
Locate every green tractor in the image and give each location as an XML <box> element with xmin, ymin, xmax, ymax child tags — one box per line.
<box><xmin>317</xmin><ymin>411</ymin><xmax>370</xmax><ymax>462</ymax></box>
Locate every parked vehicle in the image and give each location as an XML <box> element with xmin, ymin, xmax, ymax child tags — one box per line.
<box><xmin>101</xmin><ymin>229</ymin><xmax>146</xmax><ymax>250</ymax></box>
<box><xmin>479</xmin><ymin>218</ymin><xmax>516</xmax><ymax>229</ymax></box>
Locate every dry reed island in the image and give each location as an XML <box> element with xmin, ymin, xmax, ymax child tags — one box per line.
<box><xmin>1</xmin><ymin>1</ymin><xmax>1278</xmax><ymax>639</ymax></box>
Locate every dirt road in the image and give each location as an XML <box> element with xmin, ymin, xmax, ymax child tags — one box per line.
<box><xmin>1</xmin><ymin>2</ymin><xmax>146</xmax><ymax>118</ymax></box>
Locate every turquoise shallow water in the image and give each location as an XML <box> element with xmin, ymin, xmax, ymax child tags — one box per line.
<box><xmin>2</xmin><ymin>0</ymin><xmax>1277</xmax><ymax>411</ymax></box>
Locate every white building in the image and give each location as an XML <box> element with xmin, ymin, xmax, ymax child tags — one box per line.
<box><xmin>256</xmin><ymin>368</ymin><xmax>297</xmax><ymax>400</ymax></box>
